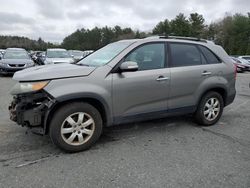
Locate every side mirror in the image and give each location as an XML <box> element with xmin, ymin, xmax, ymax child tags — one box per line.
<box><xmin>119</xmin><ymin>61</ymin><xmax>138</xmax><ymax>72</ymax></box>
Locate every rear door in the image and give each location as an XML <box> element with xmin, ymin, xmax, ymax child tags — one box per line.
<box><xmin>168</xmin><ymin>42</ymin><xmax>210</xmax><ymax>109</ymax></box>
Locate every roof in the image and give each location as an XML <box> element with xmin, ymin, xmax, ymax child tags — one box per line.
<box><xmin>68</xmin><ymin>50</ymin><xmax>84</xmax><ymax>52</ymax></box>
<box><xmin>47</xmin><ymin>48</ymin><xmax>67</xmax><ymax>51</ymax></box>
<box><xmin>6</xmin><ymin>48</ymin><xmax>26</xmax><ymax>51</ymax></box>
<box><xmin>239</xmin><ymin>55</ymin><xmax>250</xmax><ymax>57</ymax></box>
<box><xmin>119</xmin><ymin>36</ymin><xmax>215</xmax><ymax>46</ymax></box>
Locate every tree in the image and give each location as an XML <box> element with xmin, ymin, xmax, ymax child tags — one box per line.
<box><xmin>189</xmin><ymin>13</ymin><xmax>205</xmax><ymax>37</ymax></box>
<box><xmin>211</xmin><ymin>13</ymin><xmax>250</xmax><ymax>55</ymax></box>
<box><xmin>170</xmin><ymin>13</ymin><xmax>191</xmax><ymax>36</ymax></box>
<box><xmin>0</xmin><ymin>35</ymin><xmax>55</xmax><ymax>50</ymax></box>
<box><xmin>100</xmin><ymin>26</ymin><xmax>115</xmax><ymax>46</ymax></box>
<box><xmin>202</xmin><ymin>23</ymin><xmax>217</xmax><ymax>40</ymax></box>
<box><xmin>232</xmin><ymin>14</ymin><xmax>250</xmax><ymax>54</ymax></box>
<box><xmin>152</xmin><ymin>19</ymin><xmax>170</xmax><ymax>35</ymax></box>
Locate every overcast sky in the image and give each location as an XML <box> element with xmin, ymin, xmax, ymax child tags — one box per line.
<box><xmin>0</xmin><ymin>0</ymin><xmax>249</xmax><ymax>43</ymax></box>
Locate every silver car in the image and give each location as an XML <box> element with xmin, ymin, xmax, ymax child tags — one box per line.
<box><xmin>0</xmin><ymin>48</ymin><xmax>34</xmax><ymax>75</ymax></box>
<box><xmin>9</xmin><ymin>36</ymin><xmax>236</xmax><ymax>152</ymax></box>
<box><xmin>0</xmin><ymin>49</ymin><xmax>5</xmax><ymax>55</ymax></box>
<box><xmin>231</xmin><ymin>57</ymin><xmax>250</xmax><ymax>71</ymax></box>
<box><xmin>68</xmin><ymin>50</ymin><xmax>84</xmax><ymax>62</ymax></box>
<box><xmin>238</xmin><ymin>55</ymin><xmax>250</xmax><ymax>63</ymax></box>
<box><xmin>44</xmin><ymin>48</ymin><xmax>74</xmax><ymax>65</ymax></box>
<box><xmin>82</xmin><ymin>50</ymin><xmax>94</xmax><ymax>58</ymax></box>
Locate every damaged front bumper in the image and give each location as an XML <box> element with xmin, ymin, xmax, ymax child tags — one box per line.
<box><xmin>9</xmin><ymin>91</ymin><xmax>55</xmax><ymax>134</ymax></box>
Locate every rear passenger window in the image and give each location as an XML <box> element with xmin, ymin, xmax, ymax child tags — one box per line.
<box><xmin>170</xmin><ymin>43</ymin><xmax>202</xmax><ymax>67</ymax></box>
<box><xmin>199</xmin><ymin>46</ymin><xmax>221</xmax><ymax>64</ymax></box>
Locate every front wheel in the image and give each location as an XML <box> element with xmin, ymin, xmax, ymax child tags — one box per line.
<box><xmin>194</xmin><ymin>91</ymin><xmax>224</xmax><ymax>126</ymax></box>
<box><xmin>49</xmin><ymin>102</ymin><xmax>103</xmax><ymax>152</ymax></box>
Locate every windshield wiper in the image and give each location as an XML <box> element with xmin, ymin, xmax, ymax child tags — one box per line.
<box><xmin>77</xmin><ymin>63</ymin><xmax>92</xmax><ymax>67</ymax></box>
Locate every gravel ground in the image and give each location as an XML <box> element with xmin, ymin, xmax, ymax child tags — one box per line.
<box><xmin>0</xmin><ymin>73</ymin><xmax>250</xmax><ymax>188</ymax></box>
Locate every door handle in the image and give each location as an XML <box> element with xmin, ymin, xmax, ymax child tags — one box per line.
<box><xmin>202</xmin><ymin>71</ymin><xmax>212</xmax><ymax>76</ymax></box>
<box><xmin>156</xmin><ymin>76</ymin><xmax>169</xmax><ymax>81</ymax></box>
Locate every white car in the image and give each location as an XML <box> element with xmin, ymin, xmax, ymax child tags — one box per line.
<box><xmin>44</xmin><ymin>48</ymin><xmax>74</xmax><ymax>65</ymax></box>
<box><xmin>238</xmin><ymin>55</ymin><xmax>250</xmax><ymax>63</ymax></box>
<box><xmin>83</xmin><ymin>50</ymin><xmax>94</xmax><ymax>58</ymax></box>
<box><xmin>0</xmin><ymin>49</ymin><xmax>5</xmax><ymax>58</ymax></box>
<box><xmin>68</xmin><ymin>50</ymin><xmax>84</xmax><ymax>62</ymax></box>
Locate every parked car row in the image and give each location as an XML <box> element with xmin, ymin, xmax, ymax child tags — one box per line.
<box><xmin>31</xmin><ymin>49</ymin><xmax>94</xmax><ymax>65</ymax></box>
<box><xmin>0</xmin><ymin>49</ymin><xmax>6</xmax><ymax>60</ymax></box>
<box><xmin>230</xmin><ymin>56</ymin><xmax>250</xmax><ymax>72</ymax></box>
<box><xmin>238</xmin><ymin>55</ymin><xmax>250</xmax><ymax>62</ymax></box>
<box><xmin>0</xmin><ymin>48</ymin><xmax>34</xmax><ymax>75</ymax></box>
<box><xmin>0</xmin><ymin>48</ymin><xmax>94</xmax><ymax>75</ymax></box>
<box><xmin>1</xmin><ymin>44</ymin><xmax>248</xmax><ymax>77</ymax></box>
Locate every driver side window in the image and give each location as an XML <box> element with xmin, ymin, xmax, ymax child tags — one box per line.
<box><xmin>124</xmin><ymin>43</ymin><xmax>166</xmax><ymax>71</ymax></box>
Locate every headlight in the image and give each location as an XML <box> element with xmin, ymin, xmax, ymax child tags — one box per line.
<box><xmin>0</xmin><ymin>62</ymin><xmax>7</xmax><ymax>67</ymax></box>
<box><xmin>27</xmin><ymin>62</ymin><xmax>34</xmax><ymax>66</ymax></box>
<box><xmin>45</xmin><ymin>60</ymin><xmax>53</xmax><ymax>65</ymax></box>
<box><xmin>10</xmin><ymin>81</ymin><xmax>50</xmax><ymax>95</ymax></box>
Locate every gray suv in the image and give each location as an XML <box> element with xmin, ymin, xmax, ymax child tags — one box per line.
<box><xmin>9</xmin><ymin>36</ymin><xmax>236</xmax><ymax>152</ymax></box>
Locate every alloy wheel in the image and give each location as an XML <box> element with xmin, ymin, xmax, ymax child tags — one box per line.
<box><xmin>203</xmin><ymin>97</ymin><xmax>220</xmax><ymax>121</ymax></box>
<box><xmin>61</xmin><ymin>112</ymin><xmax>95</xmax><ymax>146</ymax></box>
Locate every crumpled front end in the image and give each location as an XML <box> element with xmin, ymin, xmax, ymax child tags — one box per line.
<box><xmin>9</xmin><ymin>91</ymin><xmax>55</xmax><ymax>134</ymax></box>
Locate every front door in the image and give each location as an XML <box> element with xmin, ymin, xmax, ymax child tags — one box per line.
<box><xmin>112</xmin><ymin>43</ymin><xmax>170</xmax><ymax>123</ymax></box>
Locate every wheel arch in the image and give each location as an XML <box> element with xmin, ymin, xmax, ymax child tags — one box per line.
<box><xmin>197</xmin><ymin>87</ymin><xmax>227</xmax><ymax>108</ymax></box>
<box><xmin>44</xmin><ymin>93</ymin><xmax>112</xmax><ymax>134</ymax></box>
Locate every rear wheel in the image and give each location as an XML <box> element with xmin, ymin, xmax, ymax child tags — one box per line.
<box><xmin>194</xmin><ymin>91</ymin><xmax>224</xmax><ymax>126</ymax></box>
<box><xmin>49</xmin><ymin>102</ymin><xmax>103</xmax><ymax>152</ymax></box>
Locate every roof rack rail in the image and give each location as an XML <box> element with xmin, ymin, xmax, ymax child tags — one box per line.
<box><xmin>158</xmin><ymin>35</ymin><xmax>207</xmax><ymax>43</ymax></box>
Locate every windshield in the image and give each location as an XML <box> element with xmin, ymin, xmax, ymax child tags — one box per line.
<box><xmin>242</xmin><ymin>57</ymin><xmax>250</xmax><ymax>60</ymax></box>
<box><xmin>77</xmin><ymin>42</ymin><xmax>134</xmax><ymax>67</ymax></box>
<box><xmin>3</xmin><ymin>50</ymin><xmax>29</xmax><ymax>59</ymax></box>
<box><xmin>240</xmin><ymin>58</ymin><xmax>250</xmax><ymax>64</ymax></box>
<box><xmin>47</xmin><ymin>50</ymin><xmax>70</xmax><ymax>58</ymax></box>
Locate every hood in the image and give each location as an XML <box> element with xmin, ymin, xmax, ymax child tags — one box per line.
<box><xmin>45</xmin><ymin>58</ymin><xmax>73</xmax><ymax>64</ymax></box>
<box><xmin>13</xmin><ymin>63</ymin><xmax>96</xmax><ymax>81</ymax></box>
<box><xmin>0</xmin><ymin>59</ymin><xmax>33</xmax><ymax>64</ymax></box>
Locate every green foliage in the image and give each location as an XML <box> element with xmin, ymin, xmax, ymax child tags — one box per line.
<box><xmin>153</xmin><ymin>12</ymin><xmax>250</xmax><ymax>55</ymax></box>
<box><xmin>62</xmin><ymin>26</ymin><xmax>137</xmax><ymax>50</ymax></box>
<box><xmin>170</xmin><ymin>13</ymin><xmax>191</xmax><ymax>36</ymax></box>
<box><xmin>0</xmin><ymin>12</ymin><xmax>249</xmax><ymax>55</ymax></box>
<box><xmin>189</xmin><ymin>13</ymin><xmax>205</xmax><ymax>37</ymax></box>
<box><xmin>211</xmin><ymin>13</ymin><xmax>250</xmax><ymax>55</ymax></box>
<box><xmin>152</xmin><ymin>19</ymin><xmax>170</xmax><ymax>35</ymax></box>
<box><xmin>0</xmin><ymin>36</ymin><xmax>56</xmax><ymax>51</ymax></box>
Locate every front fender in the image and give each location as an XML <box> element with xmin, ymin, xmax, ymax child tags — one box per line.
<box><xmin>43</xmin><ymin>76</ymin><xmax>113</xmax><ymax>133</ymax></box>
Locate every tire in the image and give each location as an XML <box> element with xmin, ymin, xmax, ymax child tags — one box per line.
<box><xmin>49</xmin><ymin>102</ymin><xmax>103</xmax><ymax>152</ymax></box>
<box><xmin>194</xmin><ymin>91</ymin><xmax>224</xmax><ymax>126</ymax></box>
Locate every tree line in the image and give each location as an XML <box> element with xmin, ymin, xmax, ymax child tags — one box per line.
<box><xmin>0</xmin><ymin>36</ymin><xmax>56</xmax><ymax>51</ymax></box>
<box><xmin>0</xmin><ymin>12</ymin><xmax>249</xmax><ymax>55</ymax></box>
<box><xmin>152</xmin><ymin>13</ymin><xmax>250</xmax><ymax>55</ymax></box>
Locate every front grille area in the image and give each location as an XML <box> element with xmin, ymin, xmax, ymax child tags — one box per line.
<box><xmin>8</xmin><ymin>64</ymin><xmax>25</xmax><ymax>68</ymax></box>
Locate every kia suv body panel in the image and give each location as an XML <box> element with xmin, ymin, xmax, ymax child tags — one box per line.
<box><xmin>9</xmin><ymin>36</ymin><xmax>236</xmax><ymax>152</ymax></box>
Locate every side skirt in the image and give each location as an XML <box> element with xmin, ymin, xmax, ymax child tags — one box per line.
<box><xmin>112</xmin><ymin>106</ymin><xmax>196</xmax><ymax>126</ymax></box>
